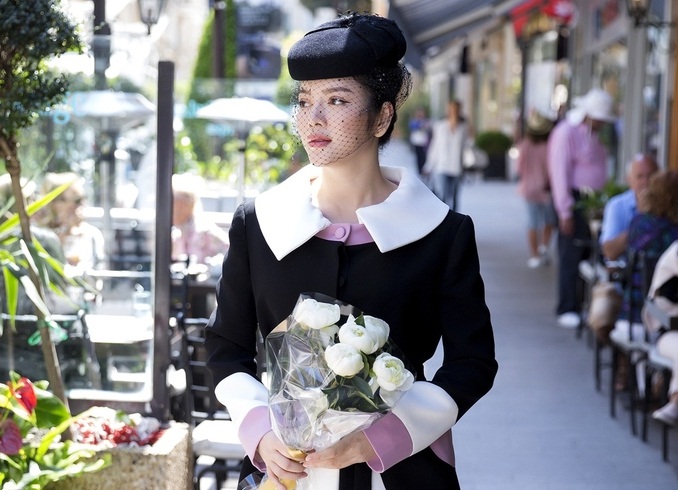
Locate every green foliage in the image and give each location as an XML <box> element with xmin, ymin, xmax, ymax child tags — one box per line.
<box><xmin>0</xmin><ymin>0</ymin><xmax>84</xmax><ymax>140</ymax></box>
<box><xmin>242</xmin><ymin>123</ymin><xmax>298</xmax><ymax>184</ymax></box>
<box><xmin>576</xmin><ymin>180</ymin><xmax>628</xmax><ymax>220</ymax></box>
<box><xmin>225</xmin><ymin>0</ymin><xmax>238</xmax><ymax>81</ymax></box>
<box><xmin>0</xmin><ymin>181</ymin><xmax>93</xmax><ymax>327</ymax></box>
<box><xmin>195</xmin><ymin>123</ymin><xmax>297</xmax><ymax>185</ymax></box>
<box><xmin>275</xmin><ymin>54</ymin><xmax>295</xmax><ymax>107</ymax></box>
<box><xmin>474</xmin><ymin>131</ymin><xmax>513</xmax><ymax>156</ymax></box>
<box><xmin>0</xmin><ymin>372</ymin><xmax>110</xmax><ymax>489</ymax></box>
<box><xmin>185</xmin><ymin>2</ymin><xmax>238</xmax><ymax>165</ymax></box>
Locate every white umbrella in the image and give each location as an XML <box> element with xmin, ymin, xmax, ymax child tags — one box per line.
<box><xmin>195</xmin><ymin>96</ymin><xmax>289</xmax><ymax>126</ymax></box>
<box><xmin>195</xmin><ymin>97</ymin><xmax>290</xmax><ymax>205</ymax></box>
<box><xmin>68</xmin><ymin>91</ymin><xmax>155</xmax><ymax>132</ymax></box>
<box><xmin>67</xmin><ymin>91</ymin><xmax>156</xmax><ymax>264</ymax></box>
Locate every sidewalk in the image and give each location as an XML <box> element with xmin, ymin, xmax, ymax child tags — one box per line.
<box><xmin>453</xmin><ymin>178</ymin><xmax>678</xmax><ymax>489</ymax></box>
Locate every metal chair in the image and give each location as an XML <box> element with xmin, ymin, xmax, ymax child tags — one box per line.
<box><xmin>177</xmin><ymin>317</ymin><xmax>245</xmax><ymax>490</ymax></box>
<box><xmin>608</xmin><ymin>250</ymin><xmax>658</xmax><ymax>436</ymax></box>
<box><xmin>1</xmin><ymin>309</ymin><xmax>101</xmax><ymax>389</ymax></box>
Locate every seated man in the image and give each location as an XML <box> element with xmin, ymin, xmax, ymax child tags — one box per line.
<box><xmin>172</xmin><ymin>173</ymin><xmax>230</xmax><ymax>268</ymax></box>
<box><xmin>599</xmin><ymin>153</ymin><xmax>658</xmax><ymax>263</ymax></box>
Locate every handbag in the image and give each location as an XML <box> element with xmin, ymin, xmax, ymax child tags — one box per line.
<box><xmin>588</xmin><ymin>281</ymin><xmax>623</xmax><ymax>343</ymax></box>
<box><xmin>462</xmin><ymin>144</ymin><xmax>488</xmax><ymax>171</ymax></box>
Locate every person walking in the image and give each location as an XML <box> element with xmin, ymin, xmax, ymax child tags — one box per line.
<box><xmin>204</xmin><ymin>12</ymin><xmax>497</xmax><ymax>490</ymax></box>
<box><xmin>423</xmin><ymin>100</ymin><xmax>469</xmax><ymax>211</ymax></box>
<box><xmin>516</xmin><ymin>110</ymin><xmax>556</xmax><ymax>268</ymax></box>
<box><xmin>548</xmin><ymin>88</ymin><xmax>616</xmax><ymax>328</ymax></box>
<box><xmin>407</xmin><ymin>107</ymin><xmax>431</xmax><ymax>175</ymax></box>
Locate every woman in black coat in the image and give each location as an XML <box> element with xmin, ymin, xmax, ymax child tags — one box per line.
<box><xmin>205</xmin><ymin>12</ymin><xmax>497</xmax><ymax>490</ymax></box>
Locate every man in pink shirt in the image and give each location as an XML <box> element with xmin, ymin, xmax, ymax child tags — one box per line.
<box><xmin>547</xmin><ymin>88</ymin><xmax>616</xmax><ymax>328</ymax></box>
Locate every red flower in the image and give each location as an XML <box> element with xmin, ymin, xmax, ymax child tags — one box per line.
<box><xmin>10</xmin><ymin>377</ymin><xmax>37</xmax><ymax>414</ymax></box>
<box><xmin>0</xmin><ymin>419</ymin><xmax>22</xmax><ymax>455</ymax></box>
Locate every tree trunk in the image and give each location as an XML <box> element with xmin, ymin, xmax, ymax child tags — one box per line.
<box><xmin>0</xmin><ymin>135</ymin><xmax>71</xmax><ymax>426</ymax></box>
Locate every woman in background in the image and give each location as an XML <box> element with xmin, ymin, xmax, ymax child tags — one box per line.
<box><xmin>516</xmin><ymin>110</ymin><xmax>556</xmax><ymax>268</ymax></box>
<box><xmin>39</xmin><ymin>172</ymin><xmax>104</xmax><ymax>275</ymax></box>
<box><xmin>423</xmin><ymin>100</ymin><xmax>469</xmax><ymax>211</ymax></box>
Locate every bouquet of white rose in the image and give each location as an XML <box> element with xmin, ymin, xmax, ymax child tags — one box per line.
<box><xmin>240</xmin><ymin>293</ymin><xmax>414</xmax><ymax>490</ymax></box>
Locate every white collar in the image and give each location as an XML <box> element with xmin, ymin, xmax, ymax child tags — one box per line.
<box><xmin>254</xmin><ymin>165</ymin><xmax>449</xmax><ymax>260</ymax></box>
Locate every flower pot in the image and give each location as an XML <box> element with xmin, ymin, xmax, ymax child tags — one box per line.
<box><xmin>483</xmin><ymin>154</ymin><xmax>507</xmax><ymax>180</ymax></box>
<box><xmin>47</xmin><ymin>422</ymin><xmax>191</xmax><ymax>490</ymax></box>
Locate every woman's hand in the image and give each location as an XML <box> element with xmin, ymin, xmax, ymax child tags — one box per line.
<box><xmin>256</xmin><ymin>432</ymin><xmax>307</xmax><ymax>490</ymax></box>
<box><xmin>303</xmin><ymin>431</ymin><xmax>376</xmax><ymax>470</ymax></box>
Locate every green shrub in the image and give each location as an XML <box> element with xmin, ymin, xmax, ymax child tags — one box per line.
<box><xmin>474</xmin><ymin>131</ymin><xmax>513</xmax><ymax>156</ymax></box>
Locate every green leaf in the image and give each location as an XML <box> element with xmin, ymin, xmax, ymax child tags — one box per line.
<box><xmin>1</xmin><ymin>260</ymin><xmax>19</xmax><ymax>325</ymax></box>
<box><xmin>350</xmin><ymin>374</ymin><xmax>373</xmax><ymax>396</ymax></box>
<box><xmin>33</xmin><ymin>385</ymin><xmax>70</xmax><ymax>429</ymax></box>
<box><xmin>35</xmin><ymin>416</ymin><xmax>75</xmax><ymax>460</ymax></box>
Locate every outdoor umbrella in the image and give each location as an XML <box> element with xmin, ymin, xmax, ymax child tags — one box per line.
<box><xmin>67</xmin><ymin>91</ymin><xmax>155</xmax><ymax>262</ymax></box>
<box><xmin>195</xmin><ymin>96</ymin><xmax>290</xmax><ymax>205</ymax></box>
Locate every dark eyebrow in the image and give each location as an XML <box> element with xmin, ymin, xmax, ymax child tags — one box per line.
<box><xmin>298</xmin><ymin>85</ymin><xmax>355</xmax><ymax>96</ymax></box>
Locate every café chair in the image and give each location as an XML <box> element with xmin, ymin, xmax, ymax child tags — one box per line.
<box><xmin>177</xmin><ymin>317</ymin><xmax>245</xmax><ymax>490</ymax></box>
<box><xmin>0</xmin><ymin>309</ymin><xmax>101</xmax><ymax>389</ymax></box>
<box><xmin>608</xmin><ymin>250</ymin><xmax>659</xmax><ymax>436</ymax></box>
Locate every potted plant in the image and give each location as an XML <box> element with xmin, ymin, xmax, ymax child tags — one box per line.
<box><xmin>474</xmin><ymin>130</ymin><xmax>513</xmax><ymax>180</ymax></box>
<box><xmin>575</xmin><ymin>180</ymin><xmax>628</xmax><ymax>222</ymax></box>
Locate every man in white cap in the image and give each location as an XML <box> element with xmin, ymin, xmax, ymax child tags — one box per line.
<box><xmin>547</xmin><ymin>88</ymin><xmax>616</xmax><ymax>328</ymax></box>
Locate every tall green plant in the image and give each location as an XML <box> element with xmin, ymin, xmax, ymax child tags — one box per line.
<box><xmin>0</xmin><ymin>0</ymin><xmax>84</xmax><ymax>408</ymax></box>
<box><xmin>185</xmin><ymin>1</ymin><xmax>238</xmax><ymax>165</ymax></box>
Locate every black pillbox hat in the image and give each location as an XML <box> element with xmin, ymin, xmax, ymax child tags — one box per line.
<box><xmin>288</xmin><ymin>13</ymin><xmax>407</xmax><ymax>81</ymax></box>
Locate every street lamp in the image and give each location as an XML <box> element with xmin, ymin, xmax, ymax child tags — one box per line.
<box><xmin>626</xmin><ymin>0</ymin><xmax>674</xmax><ymax>28</ymax></box>
<box><xmin>137</xmin><ymin>0</ymin><xmax>166</xmax><ymax>35</ymax></box>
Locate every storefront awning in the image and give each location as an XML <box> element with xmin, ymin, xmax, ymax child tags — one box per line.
<box><xmin>510</xmin><ymin>0</ymin><xmax>576</xmax><ymax>38</ymax></box>
<box><xmin>389</xmin><ymin>0</ymin><xmax>538</xmax><ymax>68</ymax></box>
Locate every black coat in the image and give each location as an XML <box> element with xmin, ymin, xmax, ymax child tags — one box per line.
<box><xmin>205</xmin><ymin>166</ymin><xmax>497</xmax><ymax>489</ymax></box>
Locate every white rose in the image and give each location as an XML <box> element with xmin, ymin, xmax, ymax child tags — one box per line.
<box><xmin>338</xmin><ymin>318</ymin><xmax>379</xmax><ymax>354</ymax></box>
<box><xmin>363</xmin><ymin>315</ymin><xmax>389</xmax><ymax>349</ymax></box>
<box><xmin>324</xmin><ymin>343</ymin><xmax>364</xmax><ymax>377</ymax></box>
<box><xmin>294</xmin><ymin>298</ymin><xmax>341</xmax><ymax>330</ymax></box>
<box><xmin>317</xmin><ymin>324</ymin><xmax>339</xmax><ymax>347</ymax></box>
<box><xmin>372</xmin><ymin>353</ymin><xmax>414</xmax><ymax>392</ymax></box>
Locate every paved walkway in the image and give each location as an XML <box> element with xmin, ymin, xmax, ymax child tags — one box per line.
<box><xmin>453</xmin><ymin>177</ymin><xmax>678</xmax><ymax>489</ymax></box>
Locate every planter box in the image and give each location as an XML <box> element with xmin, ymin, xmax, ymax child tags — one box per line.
<box><xmin>48</xmin><ymin>422</ymin><xmax>191</xmax><ymax>490</ymax></box>
<box><xmin>483</xmin><ymin>155</ymin><xmax>507</xmax><ymax>180</ymax></box>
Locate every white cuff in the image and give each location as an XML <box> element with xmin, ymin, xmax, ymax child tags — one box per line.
<box><xmin>214</xmin><ymin>372</ymin><xmax>268</xmax><ymax>428</ymax></box>
<box><xmin>390</xmin><ymin>381</ymin><xmax>458</xmax><ymax>455</ymax></box>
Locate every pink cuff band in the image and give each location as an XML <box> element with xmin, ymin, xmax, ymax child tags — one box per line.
<box><xmin>363</xmin><ymin>412</ymin><xmax>413</xmax><ymax>472</ymax></box>
<box><xmin>238</xmin><ymin>405</ymin><xmax>272</xmax><ymax>471</ymax></box>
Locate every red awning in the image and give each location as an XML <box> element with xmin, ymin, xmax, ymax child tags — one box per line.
<box><xmin>511</xmin><ymin>0</ymin><xmax>576</xmax><ymax>37</ymax></box>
